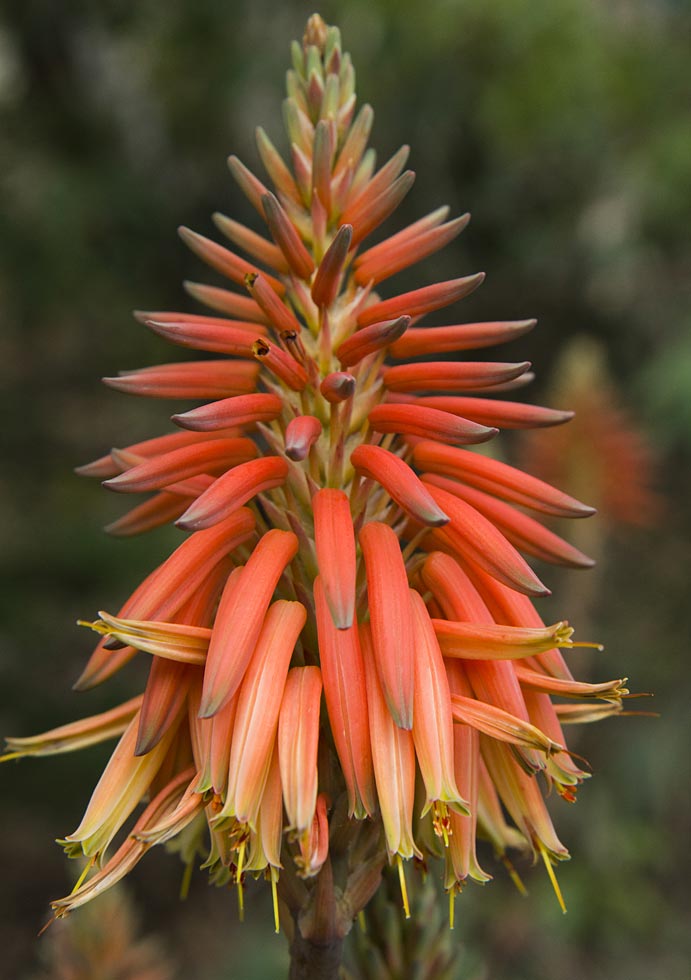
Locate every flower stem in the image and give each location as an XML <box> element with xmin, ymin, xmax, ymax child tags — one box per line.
<box><xmin>288</xmin><ymin>931</ymin><xmax>344</xmax><ymax>980</ymax></box>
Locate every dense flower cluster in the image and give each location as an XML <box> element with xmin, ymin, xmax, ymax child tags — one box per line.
<box><xmin>5</xmin><ymin>15</ymin><xmax>629</xmax><ymax>934</ymax></box>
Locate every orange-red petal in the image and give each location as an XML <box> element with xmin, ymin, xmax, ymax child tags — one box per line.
<box><xmin>278</xmin><ymin>666</ymin><xmax>322</xmax><ymax>833</ymax></box>
<box><xmin>199</xmin><ymin>529</ymin><xmax>298</xmax><ymax>717</ymax></box>
<box><xmin>314</xmin><ymin>578</ymin><xmax>375</xmax><ymax>818</ymax></box>
<box><xmin>359</xmin><ymin>521</ymin><xmax>415</xmax><ymax>729</ymax></box>
<box><xmin>313</xmin><ymin>490</ymin><xmax>357</xmax><ymax>628</ymax></box>
<box><xmin>176</xmin><ymin>456</ymin><xmax>289</xmax><ymax>531</ymax></box>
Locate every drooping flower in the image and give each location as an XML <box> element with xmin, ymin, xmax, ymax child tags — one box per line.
<box><xmin>5</xmin><ymin>13</ymin><xmax>636</xmax><ymax>959</ymax></box>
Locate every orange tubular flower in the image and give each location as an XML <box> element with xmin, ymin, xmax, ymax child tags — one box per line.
<box><xmin>360</xmin><ymin>625</ymin><xmax>420</xmax><ymax>866</ymax></box>
<box><xmin>6</xmin><ymin>15</ymin><xmax>637</xmax><ymax>953</ymax></box>
<box><xmin>221</xmin><ymin>600</ymin><xmax>307</xmax><ymax>829</ymax></box>
<box><xmin>314</xmin><ymin>577</ymin><xmax>375</xmax><ymax>818</ymax></box>
<box><xmin>359</xmin><ymin>521</ymin><xmax>416</xmax><ymax>729</ymax></box>
<box><xmin>278</xmin><ymin>667</ymin><xmax>323</xmax><ymax>835</ymax></box>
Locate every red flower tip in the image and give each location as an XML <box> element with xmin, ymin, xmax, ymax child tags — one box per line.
<box><xmin>172</xmin><ymin>393</ymin><xmax>283</xmax><ymax>432</ymax></box>
<box><xmin>368</xmin><ymin>403</ymin><xmax>497</xmax><ymax>446</ymax></box>
<box><xmin>357</xmin><ymin>273</ymin><xmax>485</xmax><ymax>328</ymax></box>
<box><xmin>354</xmin><ymin>212</ymin><xmax>470</xmax><ymax>287</ymax></box>
<box><xmin>261</xmin><ymin>193</ymin><xmax>315</xmax><ymax>280</ymax></box>
<box><xmin>252</xmin><ymin>338</ymin><xmax>308</xmax><ymax>391</ymax></box>
<box><xmin>382</xmin><ymin>360</ymin><xmax>531</xmax><ymax>394</ymax></box>
<box><xmin>345</xmin><ymin>170</ymin><xmax>416</xmax><ymax>247</ymax></box>
<box><xmin>176</xmin><ymin>456</ymin><xmax>289</xmax><ymax>532</ymax></box>
<box><xmin>103</xmin><ymin>361</ymin><xmax>260</xmax><ymax>400</ymax></box>
<box><xmin>352</xmin><ymin>444</ymin><xmax>450</xmax><ymax>527</ymax></box>
<box><xmin>336</xmin><ymin>315</ymin><xmax>410</xmax><ymax>368</ymax></box>
<box><xmin>389</xmin><ymin>319</ymin><xmax>537</xmax><ymax>359</ymax></box>
<box><xmin>244</xmin><ymin>272</ymin><xmax>302</xmax><ymax>334</ymax></box>
<box><xmin>413</xmin><ymin>441</ymin><xmax>596</xmax><ymax>518</ymax></box>
<box><xmin>143</xmin><ymin>317</ymin><xmax>259</xmax><ymax>357</ymax></box>
<box><xmin>102</xmin><ymin>438</ymin><xmax>258</xmax><ymax>494</ymax></box>
<box><xmin>183</xmin><ymin>280</ymin><xmax>269</xmax><ymax>324</ymax></box>
<box><xmin>285</xmin><ymin>415</ymin><xmax>322</xmax><ymax>461</ymax></box>
<box><xmin>320</xmin><ymin>371</ymin><xmax>356</xmax><ymax>403</ymax></box>
<box><xmin>227</xmin><ymin>154</ymin><xmax>270</xmax><ymax>215</ymax></box>
<box><xmin>310</xmin><ymin>224</ymin><xmax>353</xmax><ymax>308</ymax></box>
<box><xmin>178</xmin><ymin>225</ymin><xmax>285</xmax><ymax>296</ymax></box>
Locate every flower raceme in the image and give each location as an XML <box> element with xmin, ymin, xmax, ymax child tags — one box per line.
<box><xmin>5</xmin><ymin>14</ymin><xmax>632</xmax><ymax>936</ymax></box>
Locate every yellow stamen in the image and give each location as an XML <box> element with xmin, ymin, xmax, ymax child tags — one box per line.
<box><xmin>70</xmin><ymin>855</ymin><xmax>96</xmax><ymax>895</ymax></box>
<box><xmin>0</xmin><ymin>752</ymin><xmax>23</xmax><ymax>763</ymax></box>
<box><xmin>537</xmin><ymin>839</ymin><xmax>567</xmax><ymax>914</ymax></box>
<box><xmin>180</xmin><ymin>858</ymin><xmax>194</xmax><ymax>900</ymax></box>
<box><xmin>449</xmin><ymin>889</ymin><xmax>455</xmax><ymax>931</ymax></box>
<box><xmin>357</xmin><ymin>910</ymin><xmax>367</xmax><ymax>934</ymax></box>
<box><xmin>270</xmin><ymin>867</ymin><xmax>280</xmax><ymax>934</ymax></box>
<box><xmin>434</xmin><ymin>802</ymin><xmax>451</xmax><ymax>847</ymax></box>
<box><xmin>500</xmin><ymin>852</ymin><xmax>528</xmax><ymax>896</ymax></box>
<box><xmin>236</xmin><ymin>840</ymin><xmax>246</xmax><ymax>921</ymax></box>
<box><xmin>396</xmin><ymin>854</ymin><xmax>410</xmax><ymax>919</ymax></box>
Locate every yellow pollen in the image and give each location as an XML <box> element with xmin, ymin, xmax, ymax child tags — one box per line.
<box><xmin>396</xmin><ymin>854</ymin><xmax>410</xmax><ymax>919</ymax></box>
<box><xmin>357</xmin><ymin>910</ymin><xmax>367</xmax><ymax>934</ymax></box>
<box><xmin>537</xmin><ymin>839</ymin><xmax>567</xmax><ymax>914</ymax></box>
<box><xmin>270</xmin><ymin>867</ymin><xmax>280</xmax><ymax>934</ymax></box>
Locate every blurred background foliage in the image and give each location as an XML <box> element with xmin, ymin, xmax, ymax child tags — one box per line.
<box><xmin>1</xmin><ymin>0</ymin><xmax>689</xmax><ymax>977</ymax></box>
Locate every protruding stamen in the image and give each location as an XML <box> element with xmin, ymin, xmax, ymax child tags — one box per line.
<box><xmin>397</xmin><ymin>854</ymin><xmax>411</xmax><ymax>919</ymax></box>
<box><xmin>271</xmin><ymin>867</ymin><xmax>280</xmax><ymax>934</ymax></box>
<box><xmin>537</xmin><ymin>839</ymin><xmax>567</xmax><ymax>914</ymax></box>
<box><xmin>236</xmin><ymin>839</ymin><xmax>246</xmax><ymax>921</ymax></box>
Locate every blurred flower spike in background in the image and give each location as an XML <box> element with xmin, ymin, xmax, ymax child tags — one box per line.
<box><xmin>3</xmin><ymin>13</ymin><xmax>642</xmax><ymax>978</ymax></box>
<box><xmin>520</xmin><ymin>335</ymin><xmax>661</xmax><ymax>534</ymax></box>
